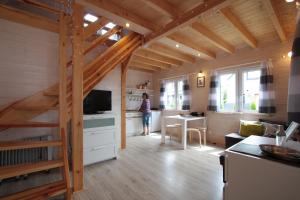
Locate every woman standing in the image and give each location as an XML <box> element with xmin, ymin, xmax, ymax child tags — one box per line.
<box><xmin>139</xmin><ymin>93</ymin><xmax>151</xmax><ymax>135</ymax></box>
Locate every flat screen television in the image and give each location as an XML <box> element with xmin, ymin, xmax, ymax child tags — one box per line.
<box><xmin>83</xmin><ymin>90</ymin><xmax>112</xmax><ymax>114</ymax></box>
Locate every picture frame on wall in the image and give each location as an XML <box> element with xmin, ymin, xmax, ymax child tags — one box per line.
<box><xmin>197</xmin><ymin>76</ymin><xmax>205</xmax><ymax>87</ymax></box>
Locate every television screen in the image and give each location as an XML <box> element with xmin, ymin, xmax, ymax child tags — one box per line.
<box><xmin>83</xmin><ymin>90</ymin><xmax>112</xmax><ymax>114</ymax></box>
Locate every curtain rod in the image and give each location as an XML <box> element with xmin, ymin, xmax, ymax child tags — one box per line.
<box><xmin>158</xmin><ymin>59</ymin><xmax>271</xmax><ymax>81</ymax></box>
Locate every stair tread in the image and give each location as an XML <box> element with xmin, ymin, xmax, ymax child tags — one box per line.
<box><xmin>0</xmin><ymin>140</ymin><xmax>62</xmax><ymax>150</ymax></box>
<box><xmin>0</xmin><ymin>160</ymin><xmax>64</xmax><ymax>180</ymax></box>
<box><xmin>0</xmin><ymin>180</ymin><xmax>66</xmax><ymax>200</ymax></box>
<box><xmin>0</xmin><ymin>122</ymin><xmax>59</xmax><ymax>128</ymax></box>
<box><xmin>14</xmin><ymin>105</ymin><xmax>59</xmax><ymax>111</ymax></box>
<box><xmin>43</xmin><ymin>90</ymin><xmax>59</xmax><ymax>97</ymax></box>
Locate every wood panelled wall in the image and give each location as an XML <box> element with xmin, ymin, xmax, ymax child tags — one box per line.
<box><xmin>153</xmin><ymin>40</ymin><xmax>293</xmax><ymax>146</ymax></box>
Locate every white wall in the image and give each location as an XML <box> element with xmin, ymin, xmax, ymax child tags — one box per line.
<box><xmin>126</xmin><ymin>69</ymin><xmax>153</xmax><ymax>89</ymax></box>
<box><xmin>0</xmin><ymin>19</ymin><xmax>59</xmax><ymax>140</ymax></box>
<box><xmin>0</xmin><ymin>19</ymin><xmax>58</xmax><ymax>106</ymax></box>
<box><xmin>93</xmin><ymin>66</ymin><xmax>121</xmax><ymax>148</ymax></box>
<box><xmin>153</xmin><ymin>40</ymin><xmax>293</xmax><ymax>146</ymax></box>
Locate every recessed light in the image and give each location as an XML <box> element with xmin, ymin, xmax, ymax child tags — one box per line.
<box><xmin>84</xmin><ymin>13</ymin><xmax>98</xmax><ymax>23</ymax></box>
<box><xmin>175</xmin><ymin>44</ymin><xmax>179</xmax><ymax>48</ymax></box>
<box><xmin>84</xmin><ymin>23</ymin><xmax>88</xmax><ymax>27</ymax></box>
<box><xmin>105</xmin><ymin>22</ymin><xmax>116</xmax><ymax>29</ymax></box>
<box><xmin>125</xmin><ymin>23</ymin><xmax>130</xmax><ymax>28</ymax></box>
<box><xmin>285</xmin><ymin>0</ymin><xmax>294</xmax><ymax>2</ymax></box>
<box><xmin>197</xmin><ymin>53</ymin><xmax>201</xmax><ymax>57</ymax></box>
<box><xmin>288</xmin><ymin>51</ymin><xmax>293</xmax><ymax>58</ymax></box>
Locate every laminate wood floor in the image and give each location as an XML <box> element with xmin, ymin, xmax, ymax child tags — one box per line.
<box><xmin>0</xmin><ymin>134</ymin><xmax>224</xmax><ymax>199</ymax></box>
<box><xmin>73</xmin><ymin>134</ymin><xmax>224</xmax><ymax>200</ymax></box>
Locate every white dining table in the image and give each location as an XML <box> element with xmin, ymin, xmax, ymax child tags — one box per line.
<box><xmin>161</xmin><ymin>115</ymin><xmax>206</xmax><ymax>149</ymax></box>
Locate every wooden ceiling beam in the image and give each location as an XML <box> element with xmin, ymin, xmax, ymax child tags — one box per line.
<box><xmin>0</xmin><ymin>4</ymin><xmax>58</xmax><ymax>33</ymax></box>
<box><xmin>261</xmin><ymin>0</ymin><xmax>287</xmax><ymax>42</ymax></box>
<box><xmin>20</xmin><ymin>0</ymin><xmax>60</xmax><ymax>14</ymax></box>
<box><xmin>167</xmin><ymin>32</ymin><xmax>216</xmax><ymax>59</ymax></box>
<box><xmin>83</xmin><ymin>17</ymin><xmax>110</xmax><ymax>39</ymax></box>
<box><xmin>131</xmin><ymin>55</ymin><xmax>171</xmax><ymax>69</ymax></box>
<box><xmin>145</xmin><ymin>0</ymin><xmax>227</xmax><ymax>43</ymax></box>
<box><xmin>147</xmin><ymin>43</ymin><xmax>195</xmax><ymax>63</ymax></box>
<box><xmin>142</xmin><ymin>0</ymin><xmax>181</xmax><ymax>18</ymax></box>
<box><xmin>134</xmin><ymin>49</ymin><xmax>182</xmax><ymax>66</ymax></box>
<box><xmin>129</xmin><ymin>61</ymin><xmax>160</xmax><ymax>71</ymax></box>
<box><xmin>129</xmin><ymin>66</ymin><xmax>155</xmax><ymax>73</ymax></box>
<box><xmin>220</xmin><ymin>7</ymin><xmax>257</xmax><ymax>48</ymax></box>
<box><xmin>77</xmin><ymin>0</ymin><xmax>159</xmax><ymax>31</ymax></box>
<box><xmin>190</xmin><ymin>22</ymin><xmax>235</xmax><ymax>53</ymax></box>
<box><xmin>84</xmin><ymin>26</ymin><xmax>122</xmax><ymax>54</ymax></box>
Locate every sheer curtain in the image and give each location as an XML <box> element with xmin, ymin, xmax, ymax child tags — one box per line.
<box><xmin>182</xmin><ymin>77</ymin><xmax>190</xmax><ymax>110</ymax></box>
<box><xmin>207</xmin><ymin>72</ymin><xmax>219</xmax><ymax>111</ymax></box>
<box><xmin>159</xmin><ymin>81</ymin><xmax>166</xmax><ymax>110</ymax></box>
<box><xmin>259</xmin><ymin>60</ymin><xmax>276</xmax><ymax>114</ymax></box>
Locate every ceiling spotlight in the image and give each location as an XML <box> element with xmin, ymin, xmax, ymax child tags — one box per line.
<box><xmin>175</xmin><ymin>44</ymin><xmax>179</xmax><ymax>48</ymax></box>
<box><xmin>285</xmin><ymin>0</ymin><xmax>294</xmax><ymax>2</ymax></box>
<box><xmin>125</xmin><ymin>23</ymin><xmax>130</xmax><ymax>28</ymax></box>
<box><xmin>197</xmin><ymin>53</ymin><xmax>201</xmax><ymax>57</ymax></box>
<box><xmin>288</xmin><ymin>51</ymin><xmax>293</xmax><ymax>58</ymax></box>
<box><xmin>84</xmin><ymin>13</ymin><xmax>98</xmax><ymax>23</ymax></box>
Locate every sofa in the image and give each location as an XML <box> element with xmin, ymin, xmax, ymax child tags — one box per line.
<box><xmin>219</xmin><ymin>119</ymin><xmax>288</xmax><ymax>183</ymax></box>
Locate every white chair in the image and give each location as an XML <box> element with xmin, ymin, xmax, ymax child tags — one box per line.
<box><xmin>187</xmin><ymin>118</ymin><xmax>207</xmax><ymax>146</ymax></box>
<box><xmin>166</xmin><ymin>124</ymin><xmax>182</xmax><ymax>141</ymax></box>
<box><xmin>187</xmin><ymin>128</ymin><xmax>202</xmax><ymax>146</ymax></box>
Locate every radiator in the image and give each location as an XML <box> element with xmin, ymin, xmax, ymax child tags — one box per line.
<box><xmin>0</xmin><ymin>135</ymin><xmax>50</xmax><ymax>167</ymax></box>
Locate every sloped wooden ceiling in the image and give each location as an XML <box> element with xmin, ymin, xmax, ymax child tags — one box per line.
<box><xmin>77</xmin><ymin>0</ymin><xmax>298</xmax><ymax>73</ymax></box>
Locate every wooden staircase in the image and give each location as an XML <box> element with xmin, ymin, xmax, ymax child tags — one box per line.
<box><xmin>0</xmin><ymin>32</ymin><xmax>142</xmax><ymax>125</ymax></box>
<box><xmin>0</xmin><ymin>127</ymin><xmax>71</xmax><ymax>200</ymax></box>
<box><xmin>0</xmin><ymin>0</ymin><xmax>143</xmax><ymax>197</ymax></box>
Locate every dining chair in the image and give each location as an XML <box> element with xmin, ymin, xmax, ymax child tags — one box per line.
<box><xmin>166</xmin><ymin>124</ymin><xmax>182</xmax><ymax>141</ymax></box>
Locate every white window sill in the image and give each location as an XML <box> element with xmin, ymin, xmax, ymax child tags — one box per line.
<box><xmin>213</xmin><ymin>111</ymin><xmax>270</xmax><ymax>116</ymax></box>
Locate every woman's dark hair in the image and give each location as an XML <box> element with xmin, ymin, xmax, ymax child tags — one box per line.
<box><xmin>142</xmin><ymin>93</ymin><xmax>149</xmax><ymax>99</ymax></box>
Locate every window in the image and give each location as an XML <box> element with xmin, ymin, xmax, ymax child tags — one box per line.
<box><xmin>164</xmin><ymin>79</ymin><xmax>184</xmax><ymax>110</ymax></box>
<box><xmin>218</xmin><ymin>67</ymin><xmax>261</xmax><ymax>113</ymax></box>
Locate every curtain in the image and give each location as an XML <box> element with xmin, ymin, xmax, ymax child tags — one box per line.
<box><xmin>258</xmin><ymin>61</ymin><xmax>276</xmax><ymax>114</ymax></box>
<box><xmin>288</xmin><ymin>17</ymin><xmax>300</xmax><ymax>123</ymax></box>
<box><xmin>159</xmin><ymin>81</ymin><xmax>166</xmax><ymax>110</ymax></box>
<box><xmin>182</xmin><ymin>77</ymin><xmax>190</xmax><ymax>110</ymax></box>
<box><xmin>207</xmin><ymin>73</ymin><xmax>218</xmax><ymax>111</ymax></box>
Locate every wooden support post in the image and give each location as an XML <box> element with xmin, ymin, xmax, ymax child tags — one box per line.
<box><xmin>71</xmin><ymin>3</ymin><xmax>84</xmax><ymax>192</ymax></box>
<box><xmin>59</xmin><ymin>10</ymin><xmax>71</xmax><ymax>199</ymax></box>
<box><xmin>121</xmin><ymin>58</ymin><xmax>130</xmax><ymax>149</ymax></box>
<box><xmin>59</xmin><ymin>12</ymin><xmax>68</xmax><ymax>139</ymax></box>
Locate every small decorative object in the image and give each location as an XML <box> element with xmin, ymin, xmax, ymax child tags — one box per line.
<box><xmin>197</xmin><ymin>76</ymin><xmax>205</xmax><ymax>87</ymax></box>
<box><xmin>259</xmin><ymin>144</ymin><xmax>300</xmax><ymax>163</ymax></box>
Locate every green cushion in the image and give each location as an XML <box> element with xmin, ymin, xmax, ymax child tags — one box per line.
<box><xmin>240</xmin><ymin>121</ymin><xmax>265</xmax><ymax>137</ymax></box>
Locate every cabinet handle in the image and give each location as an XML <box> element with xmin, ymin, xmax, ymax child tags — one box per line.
<box><xmin>92</xmin><ymin>146</ymin><xmax>105</xmax><ymax>151</ymax></box>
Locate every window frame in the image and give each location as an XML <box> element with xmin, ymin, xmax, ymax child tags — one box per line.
<box><xmin>217</xmin><ymin>65</ymin><xmax>262</xmax><ymax>113</ymax></box>
<box><xmin>163</xmin><ymin>77</ymin><xmax>185</xmax><ymax>111</ymax></box>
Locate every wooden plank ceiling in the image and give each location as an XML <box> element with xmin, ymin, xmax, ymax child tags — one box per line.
<box><xmin>0</xmin><ymin>0</ymin><xmax>298</xmax><ymax>73</ymax></box>
<box><xmin>77</xmin><ymin>0</ymin><xmax>297</xmax><ymax>73</ymax></box>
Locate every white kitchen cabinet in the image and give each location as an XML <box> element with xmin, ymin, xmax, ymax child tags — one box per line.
<box><xmin>151</xmin><ymin>111</ymin><xmax>161</xmax><ymax>132</ymax></box>
<box><xmin>126</xmin><ymin>115</ymin><xmax>143</xmax><ymax>137</ymax></box>
<box><xmin>83</xmin><ymin>114</ymin><xmax>117</xmax><ymax>166</ymax></box>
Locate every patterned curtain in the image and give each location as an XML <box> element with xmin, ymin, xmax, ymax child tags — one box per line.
<box><xmin>288</xmin><ymin>17</ymin><xmax>300</xmax><ymax>123</ymax></box>
<box><xmin>182</xmin><ymin>77</ymin><xmax>190</xmax><ymax>110</ymax></box>
<box><xmin>159</xmin><ymin>81</ymin><xmax>166</xmax><ymax>110</ymax></box>
<box><xmin>207</xmin><ymin>73</ymin><xmax>218</xmax><ymax>111</ymax></box>
<box><xmin>258</xmin><ymin>61</ymin><xmax>276</xmax><ymax>114</ymax></box>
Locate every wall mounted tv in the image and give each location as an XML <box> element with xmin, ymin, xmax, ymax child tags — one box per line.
<box><xmin>83</xmin><ymin>90</ymin><xmax>112</xmax><ymax>114</ymax></box>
